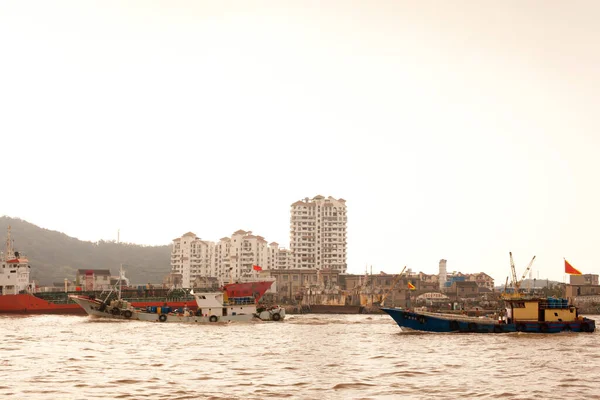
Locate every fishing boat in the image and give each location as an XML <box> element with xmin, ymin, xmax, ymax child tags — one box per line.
<box><xmin>382</xmin><ymin>296</ymin><xmax>596</xmax><ymax>333</ymax></box>
<box><xmin>70</xmin><ymin>285</ymin><xmax>285</xmax><ymax>323</ymax></box>
<box><xmin>382</xmin><ymin>255</ymin><xmax>596</xmax><ymax>333</ymax></box>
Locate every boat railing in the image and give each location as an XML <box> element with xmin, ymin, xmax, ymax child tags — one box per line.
<box><xmin>227</xmin><ymin>297</ymin><xmax>256</xmax><ymax>305</ymax></box>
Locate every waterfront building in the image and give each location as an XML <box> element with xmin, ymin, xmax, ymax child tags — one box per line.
<box><xmin>218</xmin><ymin>230</ymin><xmax>269</xmax><ymax>279</ymax></box>
<box><xmin>290</xmin><ymin>195</ymin><xmax>347</xmax><ymax>272</ymax></box>
<box><xmin>569</xmin><ymin>274</ymin><xmax>599</xmax><ymax>286</ymax></box>
<box><xmin>170</xmin><ymin>232</ymin><xmax>215</xmax><ymax>288</ymax></box>
<box><xmin>268</xmin><ymin>242</ymin><xmax>293</xmax><ymax>270</ymax></box>
<box><xmin>171</xmin><ymin>230</ymin><xmax>287</xmax><ymax>288</ymax></box>
<box><xmin>75</xmin><ymin>269</ymin><xmax>112</xmax><ymax>291</ymax></box>
<box><xmin>467</xmin><ymin>272</ymin><xmax>495</xmax><ymax>290</ymax></box>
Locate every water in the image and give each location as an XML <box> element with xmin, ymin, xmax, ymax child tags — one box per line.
<box><xmin>1</xmin><ymin>314</ymin><xmax>599</xmax><ymax>400</ymax></box>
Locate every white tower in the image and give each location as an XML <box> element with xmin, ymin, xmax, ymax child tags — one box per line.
<box><xmin>439</xmin><ymin>259</ymin><xmax>447</xmax><ymax>290</ymax></box>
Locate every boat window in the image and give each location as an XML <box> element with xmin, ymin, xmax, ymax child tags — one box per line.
<box><xmin>513</xmin><ymin>302</ymin><xmax>525</xmax><ymax>308</ymax></box>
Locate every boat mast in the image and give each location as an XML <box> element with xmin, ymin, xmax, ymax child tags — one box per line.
<box><xmin>5</xmin><ymin>225</ymin><xmax>12</xmax><ymax>258</ymax></box>
<box><xmin>118</xmin><ymin>264</ymin><xmax>124</xmax><ymax>300</ymax></box>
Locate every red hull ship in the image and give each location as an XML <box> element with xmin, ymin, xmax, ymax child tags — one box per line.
<box><xmin>0</xmin><ymin>227</ymin><xmax>273</xmax><ymax>314</ymax></box>
<box><xmin>0</xmin><ymin>280</ymin><xmax>274</xmax><ymax>315</ymax></box>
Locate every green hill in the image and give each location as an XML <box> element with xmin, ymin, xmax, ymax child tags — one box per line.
<box><xmin>0</xmin><ymin>216</ymin><xmax>171</xmax><ymax>285</ymax></box>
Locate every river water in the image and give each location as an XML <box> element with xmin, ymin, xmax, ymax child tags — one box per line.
<box><xmin>1</xmin><ymin>313</ymin><xmax>599</xmax><ymax>400</ymax></box>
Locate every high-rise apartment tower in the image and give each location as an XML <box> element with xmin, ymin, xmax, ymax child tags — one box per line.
<box><xmin>290</xmin><ymin>195</ymin><xmax>347</xmax><ymax>272</ymax></box>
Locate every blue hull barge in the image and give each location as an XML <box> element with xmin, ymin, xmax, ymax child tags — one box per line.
<box><xmin>382</xmin><ymin>296</ymin><xmax>596</xmax><ymax>334</ymax></box>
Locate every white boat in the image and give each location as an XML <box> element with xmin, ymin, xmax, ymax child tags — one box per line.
<box><xmin>255</xmin><ymin>305</ymin><xmax>286</xmax><ymax>321</ymax></box>
<box><xmin>70</xmin><ymin>289</ymin><xmax>285</xmax><ymax>323</ymax></box>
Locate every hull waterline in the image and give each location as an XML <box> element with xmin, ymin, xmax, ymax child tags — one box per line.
<box><xmin>381</xmin><ymin>308</ymin><xmax>596</xmax><ymax>334</ymax></box>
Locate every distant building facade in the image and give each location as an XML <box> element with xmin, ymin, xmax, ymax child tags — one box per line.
<box><xmin>170</xmin><ymin>230</ymin><xmax>288</xmax><ymax>288</ymax></box>
<box><xmin>290</xmin><ymin>195</ymin><xmax>347</xmax><ymax>272</ymax></box>
<box><xmin>75</xmin><ymin>269</ymin><xmax>112</xmax><ymax>291</ymax></box>
<box><xmin>569</xmin><ymin>274</ymin><xmax>599</xmax><ymax>286</ymax></box>
<box><xmin>170</xmin><ymin>232</ymin><xmax>215</xmax><ymax>288</ymax></box>
<box><xmin>268</xmin><ymin>242</ymin><xmax>293</xmax><ymax>270</ymax></box>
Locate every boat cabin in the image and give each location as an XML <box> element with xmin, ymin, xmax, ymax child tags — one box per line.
<box><xmin>504</xmin><ymin>297</ymin><xmax>577</xmax><ymax>323</ymax></box>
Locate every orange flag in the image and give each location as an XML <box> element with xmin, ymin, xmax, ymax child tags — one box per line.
<box><xmin>564</xmin><ymin>259</ymin><xmax>582</xmax><ymax>275</ymax></box>
<box><xmin>408</xmin><ymin>282</ymin><xmax>416</xmax><ymax>290</ymax></box>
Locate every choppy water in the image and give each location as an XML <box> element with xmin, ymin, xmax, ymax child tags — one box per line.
<box><xmin>1</xmin><ymin>313</ymin><xmax>599</xmax><ymax>400</ymax></box>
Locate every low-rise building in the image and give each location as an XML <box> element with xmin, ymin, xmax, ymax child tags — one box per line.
<box><xmin>75</xmin><ymin>269</ymin><xmax>112</xmax><ymax>291</ymax></box>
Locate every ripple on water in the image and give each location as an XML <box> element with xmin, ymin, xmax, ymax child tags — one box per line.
<box><xmin>1</xmin><ymin>313</ymin><xmax>599</xmax><ymax>399</ymax></box>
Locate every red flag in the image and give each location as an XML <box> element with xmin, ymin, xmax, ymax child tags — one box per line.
<box><xmin>564</xmin><ymin>259</ymin><xmax>582</xmax><ymax>275</ymax></box>
<box><xmin>253</xmin><ymin>265</ymin><xmax>262</xmax><ymax>271</ymax></box>
<box><xmin>408</xmin><ymin>282</ymin><xmax>416</xmax><ymax>290</ymax></box>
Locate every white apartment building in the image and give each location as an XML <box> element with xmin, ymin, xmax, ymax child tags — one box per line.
<box><xmin>290</xmin><ymin>195</ymin><xmax>347</xmax><ymax>272</ymax></box>
<box><xmin>171</xmin><ymin>232</ymin><xmax>215</xmax><ymax>288</ymax></box>
<box><xmin>171</xmin><ymin>230</ymin><xmax>283</xmax><ymax>287</ymax></box>
<box><xmin>215</xmin><ymin>230</ymin><xmax>269</xmax><ymax>280</ymax></box>
<box><xmin>268</xmin><ymin>242</ymin><xmax>293</xmax><ymax>270</ymax></box>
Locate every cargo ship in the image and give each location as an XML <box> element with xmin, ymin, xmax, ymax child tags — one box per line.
<box><xmin>0</xmin><ymin>227</ymin><xmax>273</xmax><ymax>314</ymax></box>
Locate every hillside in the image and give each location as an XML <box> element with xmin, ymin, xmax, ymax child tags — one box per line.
<box><xmin>0</xmin><ymin>216</ymin><xmax>171</xmax><ymax>285</ymax></box>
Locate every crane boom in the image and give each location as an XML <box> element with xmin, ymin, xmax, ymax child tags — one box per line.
<box><xmin>515</xmin><ymin>255</ymin><xmax>536</xmax><ymax>292</ymax></box>
<box><xmin>509</xmin><ymin>252</ymin><xmax>518</xmax><ymax>290</ymax></box>
<box><xmin>380</xmin><ymin>266</ymin><xmax>407</xmax><ymax>307</ymax></box>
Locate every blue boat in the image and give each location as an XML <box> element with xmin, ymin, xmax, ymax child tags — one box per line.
<box><xmin>382</xmin><ymin>296</ymin><xmax>596</xmax><ymax>334</ymax></box>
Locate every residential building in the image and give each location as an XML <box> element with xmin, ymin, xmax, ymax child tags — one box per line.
<box><xmin>466</xmin><ymin>272</ymin><xmax>495</xmax><ymax>290</ymax></box>
<box><xmin>171</xmin><ymin>230</ymin><xmax>287</xmax><ymax>288</ymax></box>
<box><xmin>290</xmin><ymin>195</ymin><xmax>347</xmax><ymax>272</ymax></box>
<box><xmin>170</xmin><ymin>232</ymin><xmax>215</xmax><ymax>288</ymax></box>
<box><xmin>268</xmin><ymin>242</ymin><xmax>293</xmax><ymax>270</ymax></box>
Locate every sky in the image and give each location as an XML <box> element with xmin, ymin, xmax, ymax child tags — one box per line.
<box><xmin>1</xmin><ymin>1</ymin><xmax>599</xmax><ymax>284</ymax></box>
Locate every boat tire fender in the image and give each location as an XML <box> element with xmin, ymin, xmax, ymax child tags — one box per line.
<box><xmin>449</xmin><ymin>320</ymin><xmax>460</xmax><ymax>331</ymax></box>
<box><xmin>540</xmin><ymin>323</ymin><xmax>549</xmax><ymax>333</ymax></box>
<box><xmin>493</xmin><ymin>325</ymin><xmax>503</xmax><ymax>333</ymax></box>
<box><xmin>581</xmin><ymin>322</ymin><xmax>590</xmax><ymax>332</ymax></box>
<box><xmin>209</xmin><ymin>315</ymin><xmax>218</xmax><ymax>323</ymax></box>
<box><xmin>468</xmin><ymin>322</ymin><xmax>478</xmax><ymax>332</ymax></box>
<box><xmin>418</xmin><ymin>315</ymin><xmax>427</xmax><ymax>324</ymax></box>
<box><xmin>99</xmin><ymin>303</ymin><xmax>107</xmax><ymax>312</ymax></box>
<box><xmin>272</xmin><ymin>312</ymin><xmax>281</xmax><ymax>321</ymax></box>
<box><xmin>123</xmin><ymin>310</ymin><xmax>133</xmax><ymax>319</ymax></box>
<box><xmin>111</xmin><ymin>308</ymin><xmax>120</xmax><ymax>316</ymax></box>
<box><xmin>516</xmin><ymin>323</ymin><xmax>526</xmax><ymax>332</ymax></box>
<box><xmin>159</xmin><ymin>314</ymin><xmax>167</xmax><ymax>322</ymax></box>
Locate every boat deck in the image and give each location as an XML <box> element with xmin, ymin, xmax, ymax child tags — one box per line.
<box><xmin>411</xmin><ymin>310</ymin><xmax>499</xmax><ymax>324</ymax></box>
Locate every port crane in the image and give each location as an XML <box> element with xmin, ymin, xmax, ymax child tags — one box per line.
<box><xmin>379</xmin><ymin>266</ymin><xmax>407</xmax><ymax>307</ymax></box>
<box><xmin>508</xmin><ymin>252</ymin><xmax>536</xmax><ymax>296</ymax></box>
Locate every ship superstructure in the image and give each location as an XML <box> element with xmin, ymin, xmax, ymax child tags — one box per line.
<box><xmin>0</xmin><ymin>226</ymin><xmax>31</xmax><ymax>295</ymax></box>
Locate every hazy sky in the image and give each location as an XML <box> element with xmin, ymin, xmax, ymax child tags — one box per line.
<box><xmin>1</xmin><ymin>1</ymin><xmax>599</xmax><ymax>284</ymax></box>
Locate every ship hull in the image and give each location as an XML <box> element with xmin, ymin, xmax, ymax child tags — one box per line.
<box><xmin>70</xmin><ymin>295</ymin><xmax>263</xmax><ymax>323</ymax></box>
<box><xmin>381</xmin><ymin>308</ymin><xmax>596</xmax><ymax>333</ymax></box>
<box><xmin>0</xmin><ymin>281</ymin><xmax>274</xmax><ymax>315</ymax></box>
<box><xmin>305</xmin><ymin>304</ymin><xmax>364</xmax><ymax>314</ymax></box>
<box><xmin>0</xmin><ymin>293</ymin><xmax>197</xmax><ymax>315</ymax></box>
